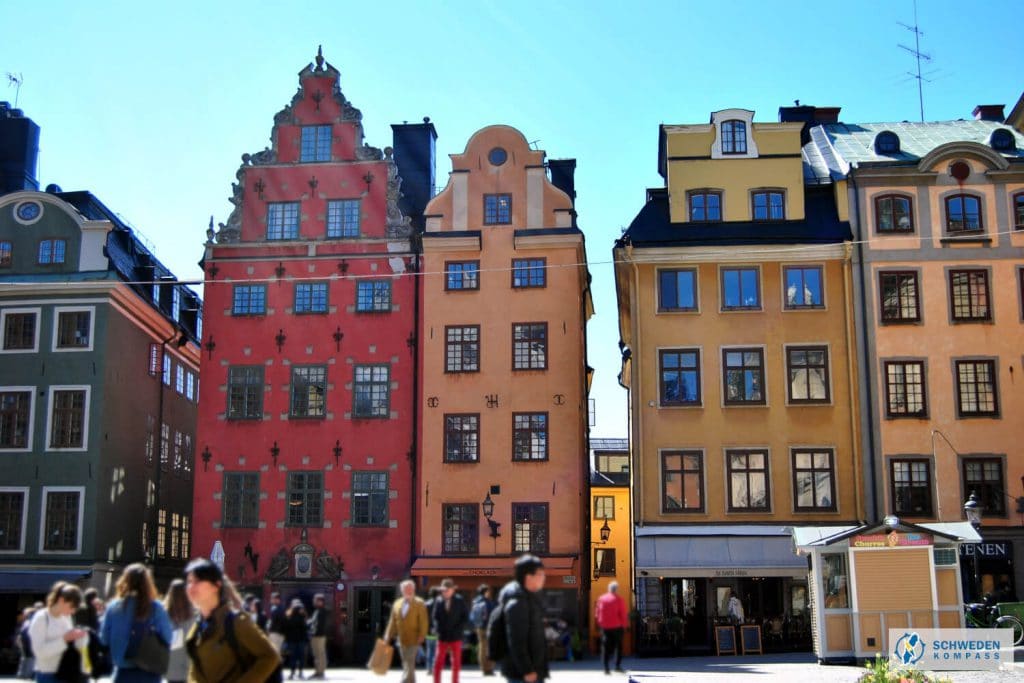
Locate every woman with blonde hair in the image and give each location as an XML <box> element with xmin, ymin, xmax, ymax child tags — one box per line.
<box><xmin>163</xmin><ymin>580</ymin><xmax>194</xmax><ymax>683</ymax></box>
<box><xmin>28</xmin><ymin>582</ymin><xmax>87</xmax><ymax>683</ymax></box>
<box><xmin>99</xmin><ymin>564</ymin><xmax>173</xmax><ymax>683</ymax></box>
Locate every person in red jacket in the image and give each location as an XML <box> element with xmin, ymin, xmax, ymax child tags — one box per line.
<box><xmin>594</xmin><ymin>582</ymin><xmax>627</xmax><ymax>674</ymax></box>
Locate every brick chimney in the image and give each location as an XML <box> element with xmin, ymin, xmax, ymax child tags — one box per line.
<box><xmin>972</xmin><ymin>104</ymin><xmax>1005</xmax><ymax>122</ymax></box>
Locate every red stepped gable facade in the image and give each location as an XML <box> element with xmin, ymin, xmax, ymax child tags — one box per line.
<box><xmin>194</xmin><ymin>50</ymin><xmax>424</xmax><ymax>664</ymax></box>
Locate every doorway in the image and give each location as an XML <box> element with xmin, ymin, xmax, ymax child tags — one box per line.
<box><xmin>353</xmin><ymin>588</ymin><xmax>393</xmax><ymax>665</ymax></box>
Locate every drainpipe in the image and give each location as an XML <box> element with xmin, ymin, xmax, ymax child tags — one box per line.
<box><xmin>409</xmin><ymin>248</ymin><xmax>421</xmax><ymax>569</ymax></box>
<box><xmin>580</xmin><ymin>261</ymin><xmax>593</xmax><ymax>650</ymax></box>
<box><xmin>841</xmin><ymin>244</ymin><xmax>865</xmax><ymax>523</ymax></box>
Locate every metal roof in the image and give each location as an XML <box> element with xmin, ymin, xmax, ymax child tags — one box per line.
<box><xmin>589</xmin><ymin>437</ymin><xmax>628</xmax><ymax>452</ymax></box>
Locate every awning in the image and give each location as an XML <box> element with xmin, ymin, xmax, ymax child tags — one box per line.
<box><xmin>0</xmin><ymin>570</ymin><xmax>90</xmax><ymax>593</ymax></box>
<box><xmin>637</xmin><ymin>534</ymin><xmax>807</xmax><ymax>578</ymax></box>
<box><xmin>410</xmin><ymin>556</ymin><xmax>577</xmax><ymax>578</ymax></box>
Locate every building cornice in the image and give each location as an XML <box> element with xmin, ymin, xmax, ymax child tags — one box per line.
<box><xmin>616</xmin><ymin>242</ymin><xmax>849</xmax><ymax>264</ymax></box>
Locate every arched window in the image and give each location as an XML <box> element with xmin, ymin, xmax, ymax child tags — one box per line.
<box><xmin>874</xmin><ymin>194</ymin><xmax>914</xmax><ymax>233</ymax></box>
<box><xmin>1013</xmin><ymin>192</ymin><xmax>1024</xmax><ymax>231</ymax></box>
<box><xmin>990</xmin><ymin>129</ymin><xmax>1016</xmax><ymax>152</ymax></box>
<box><xmin>874</xmin><ymin>131</ymin><xmax>900</xmax><ymax>155</ymax></box>
<box><xmin>721</xmin><ymin>120</ymin><xmax>747</xmax><ymax>155</ymax></box>
<box><xmin>945</xmin><ymin>194</ymin><xmax>983</xmax><ymax>233</ymax></box>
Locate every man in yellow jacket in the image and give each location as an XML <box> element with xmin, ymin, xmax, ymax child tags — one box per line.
<box><xmin>385</xmin><ymin>580</ymin><xmax>429</xmax><ymax>683</ymax></box>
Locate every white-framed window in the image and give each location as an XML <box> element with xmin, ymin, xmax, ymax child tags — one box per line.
<box><xmin>45</xmin><ymin>385</ymin><xmax>90</xmax><ymax>452</ymax></box>
<box><xmin>0</xmin><ymin>487</ymin><xmax>29</xmax><ymax>553</ymax></box>
<box><xmin>175</xmin><ymin>365</ymin><xmax>185</xmax><ymax>395</ymax></box>
<box><xmin>162</xmin><ymin>355</ymin><xmax>172</xmax><ymax>386</ymax></box>
<box><xmin>52</xmin><ymin>306</ymin><xmax>95</xmax><ymax>352</ymax></box>
<box><xmin>0</xmin><ymin>387</ymin><xmax>35</xmax><ymax>452</ymax></box>
<box><xmin>0</xmin><ymin>307</ymin><xmax>41</xmax><ymax>354</ymax></box>
<box><xmin>39</xmin><ymin>486</ymin><xmax>84</xmax><ymax>554</ymax></box>
<box><xmin>185</xmin><ymin>371</ymin><xmax>196</xmax><ymax>402</ymax></box>
<box><xmin>710</xmin><ymin>109</ymin><xmax>759</xmax><ymax>159</ymax></box>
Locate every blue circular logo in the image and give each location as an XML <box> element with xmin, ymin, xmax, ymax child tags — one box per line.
<box><xmin>894</xmin><ymin>631</ymin><xmax>925</xmax><ymax>665</ymax></box>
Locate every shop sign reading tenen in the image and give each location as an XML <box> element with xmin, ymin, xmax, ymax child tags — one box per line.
<box><xmin>852</xmin><ymin>532</ymin><xmax>932</xmax><ymax>548</ymax></box>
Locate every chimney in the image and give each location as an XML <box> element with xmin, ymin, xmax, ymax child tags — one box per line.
<box><xmin>547</xmin><ymin>158</ymin><xmax>576</xmax><ymax>203</ymax></box>
<box><xmin>0</xmin><ymin>102</ymin><xmax>40</xmax><ymax>195</ymax></box>
<box><xmin>778</xmin><ymin>105</ymin><xmax>842</xmax><ymax>145</ymax></box>
<box><xmin>390</xmin><ymin>117</ymin><xmax>438</xmax><ymax>233</ymax></box>
<box><xmin>972</xmin><ymin>104</ymin><xmax>1005</xmax><ymax>122</ymax></box>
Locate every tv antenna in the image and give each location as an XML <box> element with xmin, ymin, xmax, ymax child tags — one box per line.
<box><xmin>898</xmin><ymin>0</ymin><xmax>931</xmax><ymax>122</ymax></box>
<box><xmin>5</xmin><ymin>73</ymin><xmax>23</xmax><ymax>107</ymax></box>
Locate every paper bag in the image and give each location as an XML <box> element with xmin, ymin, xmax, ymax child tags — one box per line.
<box><xmin>367</xmin><ymin>638</ymin><xmax>393</xmax><ymax>676</ymax></box>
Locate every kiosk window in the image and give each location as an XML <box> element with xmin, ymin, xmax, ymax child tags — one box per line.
<box><xmin>821</xmin><ymin>554</ymin><xmax>848</xmax><ymax>609</ymax></box>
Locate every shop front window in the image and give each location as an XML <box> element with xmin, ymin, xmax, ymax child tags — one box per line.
<box><xmin>821</xmin><ymin>554</ymin><xmax>849</xmax><ymax>609</ymax></box>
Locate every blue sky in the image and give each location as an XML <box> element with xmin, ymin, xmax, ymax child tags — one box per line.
<box><xmin>3</xmin><ymin>0</ymin><xmax>1021</xmax><ymax>438</ymax></box>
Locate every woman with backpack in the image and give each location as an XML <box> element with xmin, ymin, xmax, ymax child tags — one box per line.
<box><xmin>163</xmin><ymin>580</ymin><xmax>194</xmax><ymax>683</ymax></box>
<box><xmin>28</xmin><ymin>582</ymin><xmax>88</xmax><ymax>683</ymax></box>
<box><xmin>100</xmin><ymin>564</ymin><xmax>174</xmax><ymax>683</ymax></box>
<box><xmin>183</xmin><ymin>559</ymin><xmax>281</xmax><ymax>683</ymax></box>
<box><xmin>282</xmin><ymin>600</ymin><xmax>310</xmax><ymax>680</ymax></box>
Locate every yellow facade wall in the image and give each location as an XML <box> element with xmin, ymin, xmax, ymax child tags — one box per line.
<box><xmin>591</xmin><ymin>484</ymin><xmax>633</xmax><ymax>653</ymax></box>
<box><xmin>667</xmin><ymin>158</ymin><xmax>806</xmax><ymax>222</ymax></box>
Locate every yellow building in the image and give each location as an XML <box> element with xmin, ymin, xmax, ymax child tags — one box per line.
<box><xmin>614</xmin><ymin>108</ymin><xmax>863</xmax><ymax>655</ymax></box>
<box><xmin>590</xmin><ymin>438</ymin><xmax>633</xmax><ymax>654</ymax></box>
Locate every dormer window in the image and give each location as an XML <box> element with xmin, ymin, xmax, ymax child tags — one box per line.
<box><xmin>688</xmin><ymin>190</ymin><xmax>722</xmax><ymax>222</ymax></box>
<box><xmin>874</xmin><ymin>131</ymin><xmax>900</xmax><ymax>155</ymax></box>
<box><xmin>990</xmin><ymin>129</ymin><xmax>1016</xmax><ymax>152</ymax></box>
<box><xmin>721</xmin><ymin>120</ymin><xmax>747</xmax><ymax>155</ymax></box>
<box><xmin>752</xmin><ymin>191</ymin><xmax>785</xmax><ymax>222</ymax></box>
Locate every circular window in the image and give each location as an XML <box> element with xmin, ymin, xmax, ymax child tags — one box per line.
<box><xmin>949</xmin><ymin>161</ymin><xmax>971</xmax><ymax>182</ymax></box>
<box><xmin>14</xmin><ymin>201</ymin><xmax>42</xmax><ymax>224</ymax></box>
<box><xmin>488</xmin><ymin>147</ymin><xmax>508</xmax><ymax>166</ymax></box>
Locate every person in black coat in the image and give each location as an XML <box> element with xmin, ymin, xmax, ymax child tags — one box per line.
<box><xmin>498</xmin><ymin>555</ymin><xmax>549</xmax><ymax>683</ymax></box>
<box><xmin>283</xmin><ymin>600</ymin><xmax>310</xmax><ymax>680</ymax></box>
<box><xmin>431</xmin><ymin>579</ymin><xmax>469</xmax><ymax>683</ymax></box>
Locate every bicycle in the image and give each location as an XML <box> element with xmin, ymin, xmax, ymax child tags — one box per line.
<box><xmin>964</xmin><ymin>602</ymin><xmax>1024</xmax><ymax>646</ymax></box>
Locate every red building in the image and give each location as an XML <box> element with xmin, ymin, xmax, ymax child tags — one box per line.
<box><xmin>194</xmin><ymin>49</ymin><xmax>434</xmax><ymax>663</ymax></box>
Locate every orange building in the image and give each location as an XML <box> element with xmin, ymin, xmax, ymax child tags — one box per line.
<box><xmin>410</xmin><ymin>126</ymin><xmax>592</xmax><ymax>629</ymax></box>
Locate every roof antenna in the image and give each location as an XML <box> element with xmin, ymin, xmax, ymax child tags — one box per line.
<box><xmin>898</xmin><ymin>0</ymin><xmax>932</xmax><ymax>122</ymax></box>
<box><xmin>5</xmin><ymin>72</ymin><xmax>23</xmax><ymax>107</ymax></box>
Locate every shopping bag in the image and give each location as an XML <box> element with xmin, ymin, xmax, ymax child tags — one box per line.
<box><xmin>367</xmin><ymin>638</ymin><xmax>393</xmax><ymax>676</ymax></box>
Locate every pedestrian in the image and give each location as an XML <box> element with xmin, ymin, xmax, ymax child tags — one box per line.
<box><xmin>183</xmin><ymin>558</ymin><xmax>280</xmax><ymax>683</ymax></box>
<box><xmin>29</xmin><ymin>582</ymin><xmax>88</xmax><ymax>683</ymax></box>
<box><xmin>267</xmin><ymin>593</ymin><xmax>287</xmax><ymax>654</ymax></box>
<box><xmin>594</xmin><ymin>582</ymin><xmax>627</xmax><ymax>675</ymax></box>
<box><xmin>17</xmin><ymin>605</ymin><xmax>39</xmax><ymax>679</ymax></box>
<box><xmin>430</xmin><ymin>579</ymin><xmax>468</xmax><ymax>683</ymax></box>
<box><xmin>75</xmin><ymin>591</ymin><xmax>110</xmax><ymax>680</ymax></box>
<box><xmin>422</xmin><ymin>588</ymin><xmax>441</xmax><ymax>674</ymax></box>
<box><xmin>75</xmin><ymin>591</ymin><xmax>101</xmax><ymax>632</ymax></box>
<box><xmin>469</xmin><ymin>586</ymin><xmax>497</xmax><ymax>676</ymax></box>
<box><xmin>283</xmin><ymin>600</ymin><xmax>310</xmax><ymax>680</ymax></box>
<box><xmin>727</xmin><ymin>590</ymin><xmax>744</xmax><ymax>626</ymax></box>
<box><xmin>99</xmin><ymin>563</ymin><xmax>173</xmax><ymax>683</ymax></box>
<box><xmin>384</xmin><ymin>580</ymin><xmax>429</xmax><ymax>683</ymax></box>
<box><xmin>497</xmin><ymin>555</ymin><xmax>548</xmax><ymax>683</ymax></box>
<box><xmin>163</xmin><ymin>580</ymin><xmax>194</xmax><ymax>683</ymax></box>
<box><xmin>306</xmin><ymin>594</ymin><xmax>329</xmax><ymax>679</ymax></box>
<box><xmin>249</xmin><ymin>599</ymin><xmax>268</xmax><ymax>633</ymax></box>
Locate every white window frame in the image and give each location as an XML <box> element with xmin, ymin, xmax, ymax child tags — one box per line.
<box><xmin>0</xmin><ymin>385</ymin><xmax>36</xmax><ymax>454</ymax></box>
<box><xmin>39</xmin><ymin>486</ymin><xmax>85</xmax><ymax>555</ymax></box>
<box><xmin>45</xmin><ymin>385</ymin><xmax>91</xmax><ymax>452</ymax></box>
<box><xmin>0</xmin><ymin>307</ymin><xmax>42</xmax><ymax>354</ymax></box>
<box><xmin>51</xmin><ymin>306</ymin><xmax>96</xmax><ymax>353</ymax></box>
<box><xmin>0</xmin><ymin>486</ymin><xmax>29</xmax><ymax>554</ymax></box>
<box><xmin>710</xmin><ymin>109</ymin><xmax>759</xmax><ymax>160</ymax></box>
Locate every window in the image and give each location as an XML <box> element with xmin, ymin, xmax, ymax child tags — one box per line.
<box><xmin>723</xmin><ymin>348</ymin><xmax>765</xmax><ymax>405</ymax></box>
<box><xmin>752</xmin><ymin>191</ymin><xmax>785</xmax><ymax>221</ymax></box>
<box><xmin>0</xmin><ymin>242</ymin><xmax>11</xmax><ymax>267</ymax></box>
<box><xmin>727</xmin><ymin>449</ymin><xmax>770</xmax><ymax>511</ymax></box>
<box><xmin>181</xmin><ymin>516</ymin><xmax>190</xmax><ymax>558</ymax></box>
<box><xmin>484</xmin><ymin>194</ymin><xmax>512</xmax><ymax>225</ymax></box>
<box><xmin>721</xmin><ymin>120</ymin><xmax>747</xmax><ymax>154</ymax></box>
<box><xmin>721</xmin><ymin>267</ymin><xmax>760</xmax><ymax>310</ymax></box>
<box><xmin>955</xmin><ymin>360</ymin><xmax>998</xmax><ymax>417</ymax></box>
<box><xmin>963</xmin><ymin>459</ymin><xmax>1006</xmax><ymax>517</ymax></box>
<box><xmin>162</xmin><ymin>355</ymin><xmax>172</xmax><ymax>386</ymax></box>
<box><xmin>594</xmin><ymin>548</ymin><xmax>616</xmax><ymax>577</ymax></box>
<box><xmin>286</xmin><ymin>471</ymin><xmax>323</xmax><ymax>527</ymax></box>
<box><xmin>326</xmin><ymin>199</ymin><xmax>360</xmax><ymax>238</ymax></box>
<box><xmin>512</xmin><ymin>259</ymin><xmax>546</xmax><ymax>288</ymax></box>
<box><xmin>266</xmin><ymin>202</ymin><xmax>300</xmax><ymax>240</ymax></box>
<box><xmin>2</xmin><ymin>311</ymin><xmax>37</xmax><ymax>351</ymax></box>
<box><xmin>513</xmin><ymin>413</ymin><xmax>548</xmax><ymax>461</ymax></box>
<box><xmin>144</xmin><ymin>415</ymin><xmax>155</xmax><ymax>465</ymax></box>
<box><xmin>786</xmin><ymin>346</ymin><xmax>830</xmax><ymax>404</ymax></box>
<box><xmin>659</xmin><ymin>349</ymin><xmax>701</xmax><ymax>406</ymax></box>
<box><xmin>444</xmin><ymin>414</ymin><xmax>479</xmax><ymax>463</ymax></box>
<box><xmin>821</xmin><ymin>554</ymin><xmax>849</xmax><ymax>609</ymax></box>
<box><xmin>512</xmin><ymin>323</ymin><xmax>547</xmax><ymax>370</ymax></box>
<box><xmin>792</xmin><ymin>449</ymin><xmax>836</xmax><ymax>512</ymax></box>
<box><xmin>295</xmin><ymin>282</ymin><xmax>328</xmax><ymax>314</ymax></box>
<box><xmin>1014</xmin><ymin>193</ymin><xmax>1024</xmax><ymax>231</ymax></box>
<box><xmin>290</xmin><ymin>366</ymin><xmax>326</xmax><ymax>418</ymax></box>
<box><xmin>445</xmin><ymin>326</ymin><xmax>480</xmax><ymax>373</ymax></box>
<box><xmin>227</xmin><ymin>366</ymin><xmax>263</xmax><ymax>420</ymax></box>
<box><xmin>49</xmin><ymin>389</ymin><xmax>87</xmax><ymax>449</ymax></box>
<box><xmin>300</xmin><ymin>125</ymin><xmax>332</xmax><ymax>162</ymax></box>
<box><xmin>658</xmin><ymin>269</ymin><xmax>697</xmax><ymax>312</ymax></box>
<box><xmin>874</xmin><ymin>131</ymin><xmax>900</xmax><ymax>155</ymax></box>
<box><xmin>353</xmin><ymin>365</ymin><xmax>389</xmax><ymax>418</ymax></box>
<box><xmin>512</xmin><ymin>503</ymin><xmax>548</xmax><ymax>553</ymax></box>
<box><xmin>594</xmin><ymin>496</ymin><xmax>615</xmax><ymax>520</ymax></box>
<box><xmin>688</xmin><ymin>190</ymin><xmax>722</xmax><ymax>221</ymax></box>
<box><xmin>148</xmin><ymin>344</ymin><xmax>161</xmax><ymax>377</ymax></box>
<box><xmin>185</xmin><ymin>372</ymin><xmax>195</xmax><ymax>402</ymax></box>
<box><xmin>875</xmin><ymin>195</ymin><xmax>913</xmax><ymax>233</ymax></box>
<box><xmin>784</xmin><ymin>266</ymin><xmax>824</xmax><ymax>309</ymax></box>
<box><xmin>232</xmin><ymin>285</ymin><xmax>266</xmax><ymax>315</ymax></box>
<box><xmin>351</xmin><ymin>472</ymin><xmax>388</xmax><ymax>526</ymax></box>
<box><xmin>661</xmin><ymin>451</ymin><xmax>703</xmax><ymax>513</ymax></box>
<box><xmin>442</xmin><ymin>504</ymin><xmax>478</xmax><ymax>554</ymax></box>
<box><xmin>356</xmin><ymin>281</ymin><xmax>391</xmax><ymax>312</ymax></box>
<box><xmin>222</xmin><ymin>473</ymin><xmax>259</xmax><ymax>528</ymax></box>
<box><xmin>172</xmin><ymin>431</ymin><xmax>184</xmax><ymax>473</ymax></box>
<box><xmin>42</xmin><ymin>489</ymin><xmax>81</xmax><ymax>552</ymax></box>
<box><xmin>596</xmin><ymin>453</ymin><xmax>630</xmax><ymax>478</ymax></box>
<box><xmin>879</xmin><ymin>272</ymin><xmax>920</xmax><ymax>323</ymax></box>
<box><xmin>55</xmin><ymin>310</ymin><xmax>91</xmax><ymax>349</ymax></box>
<box><xmin>446</xmin><ymin>261</ymin><xmax>480</xmax><ymax>290</ymax></box>
<box><xmin>891</xmin><ymin>459</ymin><xmax>933</xmax><ymax>517</ymax></box>
<box><xmin>169</xmin><ymin>513</ymin><xmax>182</xmax><ymax>559</ymax></box>
<box><xmin>175</xmin><ymin>365</ymin><xmax>185</xmax><ymax>394</ymax></box>
<box><xmin>0</xmin><ymin>490</ymin><xmax>26</xmax><ymax>551</ymax></box>
<box><xmin>0</xmin><ymin>391</ymin><xmax>31</xmax><ymax>449</ymax></box>
<box><xmin>37</xmin><ymin>239</ymin><xmax>66</xmax><ymax>265</ymax></box>
<box><xmin>949</xmin><ymin>270</ymin><xmax>990</xmax><ymax>321</ymax></box>
<box><xmin>945</xmin><ymin>194</ymin><xmax>982</xmax><ymax>233</ymax></box>
<box><xmin>160</xmin><ymin>424</ymin><xmax>170</xmax><ymax>472</ymax></box>
<box><xmin>884</xmin><ymin>361</ymin><xmax>927</xmax><ymax>418</ymax></box>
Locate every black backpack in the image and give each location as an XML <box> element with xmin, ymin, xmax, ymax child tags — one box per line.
<box><xmin>18</xmin><ymin>623</ymin><xmax>33</xmax><ymax>659</ymax></box>
<box><xmin>485</xmin><ymin>597</ymin><xmax>509</xmax><ymax>663</ymax></box>
<box><xmin>223</xmin><ymin>611</ymin><xmax>284</xmax><ymax>683</ymax></box>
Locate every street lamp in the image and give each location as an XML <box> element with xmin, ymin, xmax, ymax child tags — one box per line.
<box><xmin>964</xmin><ymin>492</ymin><xmax>983</xmax><ymax>602</ymax></box>
<box><xmin>482</xmin><ymin>492</ymin><xmax>495</xmax><ymax>520</ymax></box>
<box><xmin>599</xmin><ymin>517</ymin><xmax>611</xmax><ymax>544</ymax></box>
